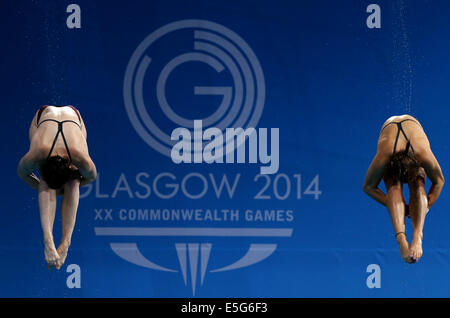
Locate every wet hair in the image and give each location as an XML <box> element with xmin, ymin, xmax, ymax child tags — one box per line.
<box><xmin>40</xmin><ymin>155</ymin><xmax>73</xmax><ymax>189</ymax></box>
<box><xmin>388</xmin><ymin>149</ymin><xmax>421</xmax><ymax>183</ymax></box>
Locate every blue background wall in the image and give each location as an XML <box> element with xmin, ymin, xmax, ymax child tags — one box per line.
<box><xmin>2</xmin><ymin>0</ymin><xmax>450</xmax><ymax>297</ymax></box>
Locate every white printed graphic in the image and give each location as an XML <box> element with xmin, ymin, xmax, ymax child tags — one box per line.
<box><xmin>66</xmin><ymin>264</ymin><xmax>81</xmax><ymax>289</ymax></box>
<box><xmin>366</xmin><ymin>264</ymin><xmax>381</xmax><ymax>289</ymax></box>
<box><xmin>171</xmin><ymin>120</ymin><xmax>279</xmax><ymax>174</ymax></box>
<box><xmin>96</xmin><ymin>227</ymin><xmax>289</xmax><ymax>295</ymax></box>
<box><xmin>108</xmin><ymin>20</ymin><xmax>292</xmax><ymax>296</ymax></box>
<box><xmin>66</xmin><ymin>4</ymin><xmax>81</xmax><ymax>29</ymax></box>
<box><xmin>366</xmin><ymin>4</ymin><xmax>381</xmax><ymax>29</ymax></box>
<box><xmin>123</xmin><ymin>19</ymin><xmax>266</xmax><ymax>158</ymax></box>
<box><xmin>90</xmin><ymin>173</ymin><xmax>324</xmax><ymax>294</ymax></box>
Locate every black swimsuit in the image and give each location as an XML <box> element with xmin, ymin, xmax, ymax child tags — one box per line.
<box><xmin>36</xmin><ymin>106</ymin><xmax>82</xmax><ymax>161</ymax></box>
<box><xmin>380</xmin><ymin>119</ymin><xmax>420</xmax><ymax>154</ymax></box>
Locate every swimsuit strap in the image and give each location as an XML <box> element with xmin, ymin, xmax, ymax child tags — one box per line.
<box><xmin>393</xmin><ymin>122</ymin><xmax>415</xmax><ymax>154</ymax></box>
<box><xmin>39</xmin><ymin>119</ymin><xmax>81</xmax><ymax>161</ymax></box>
<box><xmin>46</xmin><ymin>122</ymin><xmax>64</xmax><ymax>160</ymax></box>
<box><xmin>37</xmin><ymin>118</ymin><xmax>59</xmax><ymax>128</ymax></box>
<box><xmin>59</xmin><ymin>124</ymin><xmax>72</xmax><ymax>162</ymax></box>
<box><xmin>397</xmin><ymin>119</ymin><xmax>419</xmax><ymax>125</ymax></box>
<box><xmin>36</xmin><ymin>105</ymin><xmax>82</xmax><ymax>127</ymax></box>
<box><xmin>60</xmin><ymin>119</ymin><xmax>82</xmax><ymax>128</ymax></box>
<box><xmin>380</xmin><ymin>118</ymin><xmax>420</xmax><ymax>133</ymax></box>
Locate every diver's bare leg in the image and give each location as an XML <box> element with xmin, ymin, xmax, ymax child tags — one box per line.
<box><xmin>56</xmin><ymin>178</ymin><xmax>80</xmax><ymax>269</ymax></box>
<box><xmin>38</xmin><ymin>180</ymin><xmax>59</xmax><ymax>269</ymax></box>
<box><xmin>385</xmin><ymin>179</ymin><xmax>414</xmax><ymax>264</ymax></box>
<box><xmin>408</xmin><ymin>176</ymin><xmax>428</xmax><ymax>262</ymax></box>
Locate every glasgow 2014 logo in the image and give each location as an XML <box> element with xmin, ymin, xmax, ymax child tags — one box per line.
<box><xmin>92</xmin><ymin>19</ymin><xmax>298</xmax><ymax>296</ymax></box>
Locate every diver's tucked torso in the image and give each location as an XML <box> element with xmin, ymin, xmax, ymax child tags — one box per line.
<box><xmin>29</xmin><ymin>105</ymin><xmax>88</xmax><ymax>159</ymax></box>
<box><xmin>377</xmin><ymin>114</ymin><xmax>430</xmax><ymax>158</ymax></box>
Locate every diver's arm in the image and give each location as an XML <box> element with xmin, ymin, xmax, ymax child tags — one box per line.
<box><xmin>20</xmin><ymin>109</ymin><xmax>42</xmax><ymax>189</ymax></box>
<box><xmin>17</xmin><ymin>152</ymin><xmax>40</xmax><ymax>190</ymax></box>
<box><xmin>80</xmin><ymin>115</ymin><xmax>87</xmax><ymax>140</ymax></box>
<box><xmin>363</xmin><ymin>152</ymin><xmax>389</xmax><ymax>206</ymax></box>
<box><xmin>420</xmin><ymin>150</ymin><xmax>444</xmax><ymax>209</ymax></box>
<box><xmin>28</xmin><ymin>109</ymin><xmax>39</xmax><ymax>142</ymax></box>
<box><xmin>74</xmin><ymin>155</ymin><xmax>97</xmax><ymax>186</ymax></box>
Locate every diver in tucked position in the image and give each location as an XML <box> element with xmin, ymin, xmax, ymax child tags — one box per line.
<box><xmin>363</xmin><ymin>115</ymin><xmax>444</xmax><ymax>264</ymax></box>
<box><xmin>17</xmin><ymin>105</ymin><xmax>97</xmax><ymax>269</ymax></box>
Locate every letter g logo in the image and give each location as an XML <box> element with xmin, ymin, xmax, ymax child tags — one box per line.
<box><xmin>123</xmin><ymin>19</ymin><xmax>266</xmax><ymax>157</ymax></box>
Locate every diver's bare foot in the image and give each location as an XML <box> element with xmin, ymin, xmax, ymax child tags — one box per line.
<box><xmin>396</xmin><ymin>234</ymin><xmax>415</xmax><ymax>264</ymax></box>
<box><xmin>44</xmin><ymin>241</ymin><xmax>60</xmax><ymax>269</ymax></box>
<box><xmin>56</xmin><ymin>241</ymin><xmax>70</xmax><ymax>270</ymax></box>
<box><xmin>410</xmin><ymin>235</ymin><xmax>423</xmax><ymax>262</ymax></box>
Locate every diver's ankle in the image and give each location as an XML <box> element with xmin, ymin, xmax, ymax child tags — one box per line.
<box><xmin>395</xmin><ymin>232</ymin><xmax>407</xmax><ymax>244</ymax></box>
<box><xmin>412</xmin><ymin>232</ymin><xmax>423</xmax><ymax>242</ymax></box>
<box><xmin>59</xmin><ymin>239</ymin><xmax>71</xmax><ymax>248</ymax></box>
<box><xmin>43</xmin><ymin>236</ymin><xmax>54</xmax><ymax>246</ymax></box>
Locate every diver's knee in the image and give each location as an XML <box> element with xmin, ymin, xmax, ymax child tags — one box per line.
<box><xmin>387</xmin><ymin>186</ymin><xmax>403</xmax><ymax>203</ymax></box>
<box><xmin>409</xmin><ymin>167</ymin><xmax>426</xmax><ymax>187</ymax></box>
<box><xmin>387</xmin><ymin>181</ymin><xmax>402</xmax><ymax>194</ymax></box>
<box><xmin>409</xmin><ymin>176</ymin><xmax>425</xmax><ymax>190</ymax></box>
<box><xmin>65</xmin><ymin>177</ymin><xmax>80</xmax><ymax>190</ymax></box>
